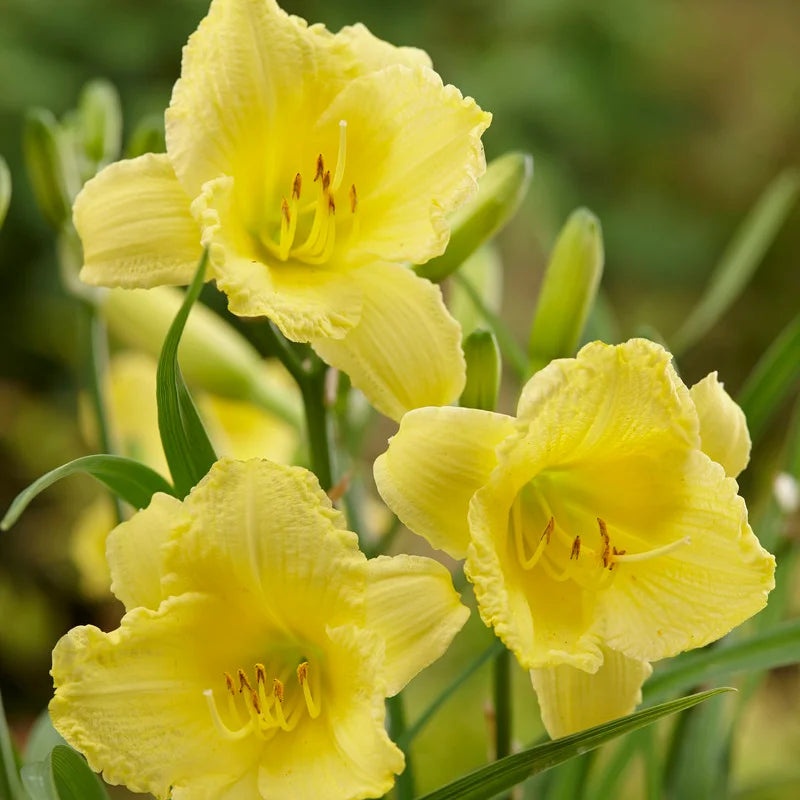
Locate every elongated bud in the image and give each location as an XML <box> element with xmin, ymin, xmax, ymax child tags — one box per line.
<box><xmin>0</xmin><ymin>155</ymin><xmax>10</xmax><ymax>230</ymax></box>
<box><xmin>447</xmin><ymin>245</ymin><xmax>503</xmax><ymax>337</ymax></box>
<box><xmin>100</xmin><ymin>287</ymin><xmax>301</xmax><ymax>429</ymax></box>
<box><xmin>78</xmin><ymin>79</ymin><xmax>123</xmax><ymax>167</ymax></box>
<box><xmin>528</xmin><ymin>208</ymin><xmax>604</xmax><ymax>373</ymax></box>
<box><xmin>125</xmin><ymin>113</ymin><xmax>166</xmax><ymax>159</ymax></box>
<box><xmin>416</xmin><ymin>151</ymin><xmax>533</xmax><ymax>282</ymax></box>
<box><xmin>23</xmin><ymin>108</ymin><xmax>81</xmax><ymax>230</ymax></box>
<box><xmin>460</xmin><ymin>329</ymin><xmax>501</xmax><ymax>412</ymax></box>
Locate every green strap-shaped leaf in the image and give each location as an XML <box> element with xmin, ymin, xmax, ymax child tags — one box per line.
<box><xmin>1</xmin><ymin>455</ymin><xmax>176</xmax><ymax>531</ymax></box>
<box><xmin>156</xmin><ymin>250</ymin><xmax>217</xmax><ymax>498</ymax></box>
<box><xmin>672</xmin><ymin>169</ymin><xmax>799</xmax><ymax>355</ymax></box>
<box><xmin>737</xmin><ymin>313</ymin><xmax>800</xmax><ymax>445</ymax></box>
<box><xmin>50</xmin><ymin>746</ymin><xmax>110</xmax><ymax>800</ymax></box>
<box><xmin>0</xmin><ymin>691</ymin><xmax>26</xmax><ymax>800</ymax></box>
<box><xmin>643</xmin><ymin>619</ymin><xmax>800</xmax><ymax>705</ymax></box>
<box><xmin>415</xmin><ymin>688</ymin><xmax>730</xmax><ymax>800</ymax></box>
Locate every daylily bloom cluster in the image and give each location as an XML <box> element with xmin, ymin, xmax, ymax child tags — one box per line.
<box><xmin>375</xmin><ymin>339</ymin><xmax>775</xmax><ymax>737</ymax></box>
<box><xmin>73</xmin><ymin>0</ymin><xmax>491</xmax><ymax>420</ymax></box>
<box><xmin>52</xmin><ymin>459</ymin><xmax>468</xmax><ymax>800</ymax></box>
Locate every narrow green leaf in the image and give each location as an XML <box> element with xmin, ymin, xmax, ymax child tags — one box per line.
<box><xmin>1</xmin><ymin>455</ymin><xmax>175</xmax><ymax>531</ymax></box>
<box><xmin>643</xmin><ymin>619</ymin><xmax>800</xmax><ymax>705</ymax></box>
<box><xmin>156</xmin><ymin>250</ymin><xmax>218</xmax><ymax>498</ymax></box>
<box><xmin>673</xmin><ymin>169</ymin><xmax>800</xmax><ymax>355</ymax></box>
<box><xmin>20</xmin><ymin>759</ymin><xmax>59</xmax><ymax>800</ymax></box>
<box><xmin>452</xmin><ymin>273</ymin><xmax>528</xmax><ymax>380</ymax></box>
<box><xmin>737</xmin><ymin>313</ymin><xmax>800</xmax><ymax>445</ymax></box>
<box><xmin>24</xmin><ymin>712</ymin><xmax>67</xmax><ymax>766</ymax></box>
<box><xmin>416</xmin><ymin>688</ymin><xmax>730</xmax><ymax>800</ymax></box>
<box><xmin>50</xmin><ymin>746</ymin><xmax>110</xmax><ymax>800</ymax></box>
<box><xmin>399</xmin><ymin>640</ymin><xmax>504</xmax><ymax>750</ymax></box>
<box><xmin>0</xmin><ymin>691</ymin><xmax>26</xmax><ymax>800</ymax></box>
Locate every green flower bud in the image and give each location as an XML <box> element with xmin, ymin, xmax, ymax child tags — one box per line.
<box><xmin>460</xmin><ymin>328</ymin><xmax>501</xmax><ymax>412</ymax></box>
<box><xmin>78</xmin><ymin>79</ymin><xmax>123</xmax><ymax>168</ymax></box>
<box><xmin>23</xmin><ymin>108</ymin><xmax>82</xmax><ymax>230</ymax></box>
<box><xmin>0</xmin><ymin>155</ymin><xmax>10</xmax><ymax>230</ymax></box>
<box><xmin>528</xmin><ymin>208</ymin><xmax>604</xmax><ymax>373</ymax></box>
<box><xmin>125</xmin><ymin>113</ymin><xmax>166</xmax><ymax>159</ymax></box>
<box><xmin>100</xmin><ymin>287</ymin><xmax>301</xmax><ymax>429</ymax></box>
<box><xmin>416</xmin><ymin>151</ymin><xmax>533</xmax><ymax>283</ymax></box>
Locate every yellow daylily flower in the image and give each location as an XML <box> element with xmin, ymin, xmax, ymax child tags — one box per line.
<box><xmin>74</xmin><ymin>0</ymin><xmax>491</xmax><ymax>420</ymax></box>
<box><xmin>53</xmin><ymin>459</ymin><xmax>468</xmax><ymax>799</ymax></box>
<box><xmin>71</xmin><ymin>352</ymin><xmax>299</xmax><ymax>599</ymax></box>
<box><xmin>375</xmin><ymin>339</ymin><xmax>775</xmax><ymax>737</ymax></box>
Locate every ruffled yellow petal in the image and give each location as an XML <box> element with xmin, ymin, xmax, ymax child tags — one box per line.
<box><xmin>51</xmin><ymin>594</ymin><xmax>263</xmax><ymax>799</ymax></box>
<box><xmin>75</xmin><ymin>154</ymin><xmax>201</xmax><ymax>288</ymax></box>
<box><xmin>106</xmin><ymin>493</ymin><xmax>187</xmax><ymax>612</ymax></box>
<box><xmin>193</xmin><ymin>176</ymin><xmax>363</xmax><ymax>339</ymax></box>
<box><xmin>599</xmin><ymin>449</ymin><xmax>774</xmax><ymax>662</ymax></box>
<box><xmin>374</xmin><ymin>406</ymin><xmax>516</xmax><ymax>558</ymax></box>
<box><xmin>166</xmin><ymin>0</ymin><xmax>432</xmax><ymax>200</ymax></box>
<box><xmin>365</xmin><ymin>555</ymin><xmax>469</xmax><ymax>696</ymax></box>
<box><xmin>530</xmin><ymin>649</ymin><xmax>653</xmax><ymax>739</ymax></box>
<box><xmin>256</xmin><ymin>624</ymin><xmax>403</xmax><ymax>800</ymax></box>
<box><xmin>318</xmin><ymin>65</ymin><xmax>491</xmax><ymax>265</ymax></box>
<box><xmin>164</xmin><ymin>459</ymin><xmax>367</xmax><ymax>637</ymax></box>
<box><xmin>311</xmin><ymin>262</ymin><xmax>465</xmax><ymax>420</ymax></box>
<box><xmin>690</xmin><ymin>371</ymin><xmax>751</xmax><ymax>478</ymax></box>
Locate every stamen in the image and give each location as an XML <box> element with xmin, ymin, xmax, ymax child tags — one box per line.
<box><xmin>292</xmin><ymin>173</ymin><xmax>302</xmax><ymax>200</ymax></box>
<box><xmin>598</xmin><ymin>518</ymin><xmax>612</xmax><ymax>568</ymax></box>
<box><xmin>322</xmin><ymin>170</ymin><xmax>331</xmax><ymax>192</ymax></box>
<box><xmin>314</xmin><ymin>154</ymin><xmax>324</xmax><ymax>182</ymax></box>
<box><xmin>570</xmin><ymin>536</ymin><xmax>581</xmax><ymax>560</ymax></box>
<box><xmin>297</xmin><ymin>662</ymin><xmax>321</xmax><ymax>719</ymax></box>
<box><xmin>349</xmin><ymin>184</ymin><xmax>357</xmax><ymax>213</ymax></box>
<box><xmin>279</xmin><ymin>193</ymin><xmax>299</xmax><ymax>260</ymax></box>
<box><xmin>331</xmin><ymin>120</ymin><xmax>348</xmax><ymax>192</ymax></box>
<box><xmin>611</xmin><ymin>536</ymin><xmax>691</xmax><ymax>564</ymax></box>
<box><xmin>513</xmin><ymin>502</ymin><xmax>553</xmax><ymax>570</ymax></box>
<box><xmin>237</xmin><ymin>669</ymin><xmax>253</xmax><ymax>693</ymax></box>
<box><xmin>255</xmin><ymin>663</ymin><xmax>267</xmax><ymax>687</ymax></box>
<box><xmin>272</xmin><ymin>680</ymin><xmax>294</xmax><ymax>731</ymax></box>
<box><xmin>224</xmin><ymin>672</ymin><xmax>236</xmax><ymax>695</ymax></box>
<box><xmin>204</xmin><ymin>690</ymin><xmax>253</xmax><ymax>741</ymax></box>
<box><xmin>291</xmin><ymin>187</ymin><xmax>328</xmax><ymax>257</ymax></box>
<box><xmin>302</xmin><ymin>199</ymin><xmax>336</xmax><ymax>265</ymax></box>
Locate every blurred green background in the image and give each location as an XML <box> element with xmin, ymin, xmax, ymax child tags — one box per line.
<box><xmin>1</xmin><ymin>0</ymin><xmax>799</xmax><ymax>797</ymax></box>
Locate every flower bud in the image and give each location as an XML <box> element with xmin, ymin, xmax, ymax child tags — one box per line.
<box><xmin>460</xmin><ymin>328</ymin><xmax>501</xmax><ymax>412</ymax></box>
<box><xmin>416</xmin><ymin>151</ymin><xmax>533</xmax><ymax>283</ymax></box>
<box><xmin>125</xmin><ymin>113</ymin><xmax>166</xmax><ymax>159</ymax></box>
<box><xmin>22</xmin><ymin>108</ymin><xmax>82</xmax><ymax>230</ymax></box>
<box><xmin>78</xmin><ymin>79</ymin><xmax>123</xmax><ymax>168</ymax></box>
<box><xmin>447</xmin><ymin>245</ymin><xmax>503</xmax><ymax>336</ymax></box>
<box><xmin>100</xmin><ymin>287</ymin><xmax>301</xmax><ymax>428</ymax></box>
<box><xmin>528</xmin><ymin>208</ymin><xmax>604</xmax><ymax>373</ymax></box>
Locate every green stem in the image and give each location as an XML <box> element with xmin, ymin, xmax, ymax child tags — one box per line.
<box><xmin>256</xmin><ymin>322</ymin><xmax>334</xmax><ymax>491</ymax></box>
<box><xmin>84</xmin><ymin>304</ymin><xmax>123</xmax><ymax>524</ymax></box>
<box><xmin>300</xmin><ymin>363</ymin><xmax>333</xmax><ymax>492</ymax></box>
<box><xmin>387</xmin><ymin>693</ymin><xmax>415</xmax><ymax>800</ymax></box>
<box><xmin>494</xmin><ymin>647</ymin><xmax>512</xmax><ymax>765</ymax></box>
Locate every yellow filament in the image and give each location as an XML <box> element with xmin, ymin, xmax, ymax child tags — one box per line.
<box><xmin>291</xmin><ymin>189</ymin><xmax>328</xmax><ymax>258</ymax></box>
<box><xmin>512</xmin><ymin>500</ymin><xmax>553</xmax><ymax>571</ymax></box>
<box><xmin>272</xmin><ymin>680</ymin><xmax>296</xmax><ymax>731</ymax></box>
<box><xmin>302</xmin><ymin>203</ymin><xmax>336</xmax><ymax>265</ymax></box>
<box><xmin>278</xmin><ymin>195</ymin><xmax>299</xmax><ymax>261</ymax></box>
<box><xmin>331</xmin><ymin>120</ymin><xmax>347</xmax><ymax>192</ymax></box>
<box><xmin>611</xmin><ymin>536</ymin><xmax>691</xmax><ymax>564</ymax></box>
<box><xmin>203</xmin><ymin>690</ymin><xmax>253</xmax><ymax>741</ymax></box>
<box><xmin>297</xmin><ymin>662</ymin><xmax>321</xmax><ymax>719</ymax></box>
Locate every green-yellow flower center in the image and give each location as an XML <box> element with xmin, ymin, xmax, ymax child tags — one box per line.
<box><xmin>204</xmin><ymin>659</ymin><xmax>321</xmax><ymax>742</ymax></box>
<box><xmin>509</xmin><ymin>491</ymin><xmax>690</xmax><ymax>592</ymax></box>
<box><xmin>260</xmin><ymin>119</ymin><xmax>359</xmax><ymax>267</ymax></box>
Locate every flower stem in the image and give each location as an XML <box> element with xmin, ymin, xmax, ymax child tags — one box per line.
<box><xmin>493</xmin><ymin>646</ymin><xmax>512</xmax><ymax>768</ymax></box>
<box><xmin>257</xmin><ymin>322</ymin><xmax>333</xmax><ymax>491</ymax></box>
<box><xmin>83</xmin><ymin>303</ymin><xmax>123</xmax><ymax>524</ymax></box>
<box><xmin>387</xmin><ymin>693</ymin><xmax>415</xmax><ymax>800</ymax></box>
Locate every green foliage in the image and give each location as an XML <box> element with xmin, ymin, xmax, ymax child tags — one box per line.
<box><xmin>672</xmin><ymin>169</ymin><xmax>800</xmax><ymax>355</ymax></box>
<box><xmin>417</xmin><ymin>689</ymin><xmax>731</xmax><ymax>800</ymax></box>
<box><xmin>0</xmin><ymin>155</ymin><xmax>10</xmax><ymax>230</ymax></box>
<box><xmin>156</xmin><ymin>250</ymin><xmax>218</xmax><ymax>498</ymax></box>
<box><xmin>460</xmin><ymin>329</ymin><xmax>501</xmax><ymax>411</ymax></box>
<box><xmin>0</xmin><ymin>691</ymin><xmax>25</xmax><ymax>800</ymax></box>
<box><xmin>21</xmin><ymin>746</ymin><xmax>110</xmax><ymax>800</ymax></box>
<box><xmin>1</xmin><ymin>454</ymin><xmax>176</xmax><ymax>531</ymax></box>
